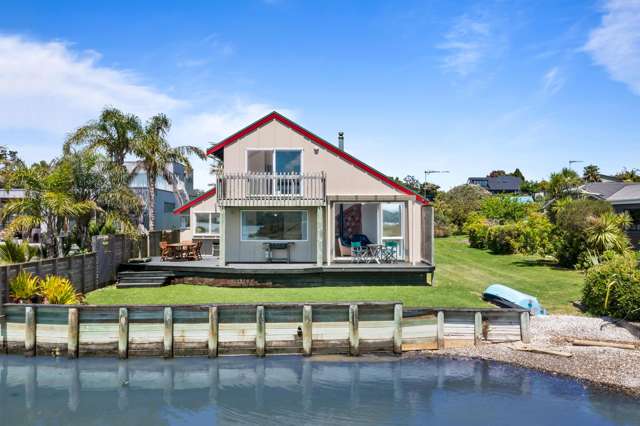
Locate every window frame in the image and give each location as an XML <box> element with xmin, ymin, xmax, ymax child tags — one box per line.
<box><xmin>379</xmin><ymin>202</ymin><xmax>405</xmax><ymax>260</ymax></box>
<box><xmin>193</xmin><ymin>212</ymin><xmax>220</xmax><ymax>236</ymax></box>
<box><xmin>240</xmin><ymin>209</ymin><xmax>309</xmax><ymax>242</ymax></box>
<box><xmin>245</xmin><ymin>148</ymin><xmax>304</xmax><ymax>175</ymax></box>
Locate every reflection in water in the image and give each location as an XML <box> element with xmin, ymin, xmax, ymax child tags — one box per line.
<box><xmin>0</xmin><ymin>355</ymin><xmax>638</xmax><ymax>426</ymax></box>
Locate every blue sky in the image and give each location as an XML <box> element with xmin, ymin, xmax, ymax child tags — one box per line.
<box><xmin>1</xmin><ymin>0</ymin><xmax>639</xmax><ymax>190</ymax></box>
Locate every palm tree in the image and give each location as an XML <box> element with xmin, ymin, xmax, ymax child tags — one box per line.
<box><xmin>1</xmin><ymin>161</ymin><xmax>96</xmax><ymax>257</ymax></box>
<box><xmin>131</xmin><ymin>114</ymin><xmax>206</xmax><ymax>231</ymax></box>
<box><xmin>586</xmin><ymin>211</ymin><xmax>632</xmax><ymax>255</ymax></box>
<box><xmin>583</xmin><ymin>164</ymin><xmax>601</xmax><ymax>183</ymax></box>
<box><xmin>548</xmin><ymin>168</ymin><xmax>582</xmax><ymax>199</ymax></box>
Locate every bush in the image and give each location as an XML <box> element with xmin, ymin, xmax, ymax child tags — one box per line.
<box><xmin>434</xmin><ymin>208</ymin><xmax>454</xmax><ymax>237</ymax></box>
<box><xmin>486</xmin><ymin>222</ymin><xmax>520</xmax><ymax>254</ymax></box>
<box><xmin>40</xmin><ymin>275</ymin><xmax>80</xmax><ymax>305</ymax></box>
<box><xmin>464</xmin><ymin>213</ymin><xmax>491</xmax><ymax>249</ymax></box>
<box><xmin>438</xmin><ymin>185</ymin><xmax>490</xmax><ymax>230</ymax></box>
<box><xmin>516</xmin><ymin>212</ymin><xmax>554</xmax><ymax>256</ymax></box>
<box><xmin>480</xmin><ymin>196</ymin><xmax>536</xmax><ymax>223</ymax></box>
<box><xmin>582</xmin><ymin>254</ymin><xmax>640</xmax><ymax>320</ymax></box>
<box><xmin>10</xmin><ymin>271</ymin><xmax>40</xmax><ymax>303</ymax></box>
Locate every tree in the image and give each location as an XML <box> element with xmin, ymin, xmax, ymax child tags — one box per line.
<box><xmin>586</xmin><ymin>211</ymin><xmax>631</xmax><ymax>256</ymax></box>
<box><xmin>131</xmin><ymin>114</ymin><xmax>206</xmax><ymax>231</ymax></box>
<box><xmin>392</xmin><ymin>175</ymin><xmax>440</xmax><ymax>200</ymax></box>
<box><xmin>548</xmin><ymin>168</ymin><xmax>582</xmax><ymax>199</ymax></box>
<box><xmin>64</xmin><ymin>107</ymin><xmax>142</xmax><ymax>170</ymax></box>
<box><xmin>511</xmin><ymin>168</ymin><xmax>525</xmax><ymax>181</ymax></box>
<box><xmin>615</xmin><ymin>168</ymin><xmax>640</xmax><ymax>182</ymax></box>
<box><xmin>582</xmin><ymin>164</ymin><xmax>601</xmax><ymax>183</ymax></box>
<box><xmin>488</xmin><ymin>170</ymin><xmax>506</xmax><ymax>177</ymax></box>
<box><xmin>438</xmin><ymin>184</ymin><xmax>490</xmax><ymax>230</ymax></box>
<box><xmin>1</xmin><ymin>161</ymin><xmax>96</xmax><ymax>257</ymax></box>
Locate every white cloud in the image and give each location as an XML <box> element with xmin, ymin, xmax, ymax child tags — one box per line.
<box><xmin>583</xmin><ymin>0</ymin><xmax>640</xmax><ymax>95</ymax></box>
<box><xmin>0</xmin><ymin>35</ymin><xmax>184</xmax><ymax>134</ymax></box>
<box><xmin>542</xmin><ymin>66</ymin><xmax>565</xmax><ymax>96</ymax></box>
<box><xmin>437</xmin><ymin>14</ymin><xmax>495</xmax><ymax>77</ymax></box>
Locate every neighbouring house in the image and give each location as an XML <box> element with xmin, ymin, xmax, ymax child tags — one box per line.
<box><xmin>579</xmin><ymin>182</ymin><xmax>640</xmax><ymax>248</ymax></box>
<box><xmin>174</xmin><ymin>111</ymin><xmax>434</xmax><ymax>266</ymax></box>
<box><xmin>467</xmin><ymin>175</ymin><xmax>523</xmax><ymax>194</ymax></box>
<box><xmin>125</xmin><ymin>161</ymin><xmax>195</xmax><ymax>231</ymax></box>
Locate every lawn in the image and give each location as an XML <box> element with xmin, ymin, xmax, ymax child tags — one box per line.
<box><xmin>86</xmin><ymin>236</ymin><xmax>585</xmax><ymax>313</ymax></box>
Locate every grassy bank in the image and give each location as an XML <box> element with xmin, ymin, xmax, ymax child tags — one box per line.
<box><xmin>86</xmin><ymin>236</ymin><xmax>584</xmax><ymax>313</ymax></box>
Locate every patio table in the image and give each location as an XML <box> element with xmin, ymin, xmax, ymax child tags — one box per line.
<box><xmin>167</xmin><ymin>242</ymin><xmax>197</xmax><ymax>260</ymax></box>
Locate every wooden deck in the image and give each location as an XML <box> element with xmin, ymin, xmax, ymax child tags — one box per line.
<box><xmin>119</xmin><ymin>256</ymin><xmax>435</xmax><ymax>286</ymax></box>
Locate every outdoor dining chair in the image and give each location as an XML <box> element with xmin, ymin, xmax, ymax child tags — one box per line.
<box><xmin>351</xmin><ymin>241</ymin><xmax>366</xmax><ymax>263</ymax></box>
<box><xmin>382</xmin><ymin>241</ymin><xmax>399</xmax><ymax>263</ymax></box>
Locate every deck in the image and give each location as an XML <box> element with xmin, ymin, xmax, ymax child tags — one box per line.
<box><xmin>120</xmin><ymin>256</ymin><xmax>435</xmax><ymax>286</ymax></box>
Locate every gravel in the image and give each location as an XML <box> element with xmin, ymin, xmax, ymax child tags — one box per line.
<box><xmin>420</xmin><ymin>315</ymin><xmax>640</xmax><ymax>397</ymax></box>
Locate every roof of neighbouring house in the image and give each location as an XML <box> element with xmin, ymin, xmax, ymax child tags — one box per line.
<box><xmin>206</xmin><ymin>111</ymin><xmax>428</xmax><ymax>205</ymax></box>
<box><xmin>467</xmin><ymin>175</ymin><xmax>523</xmax><ymax>192</ymax></box>
<box><xmin>173</xmin><ymin>187</ymin><xmax>216</xmax><ymax>214</ymax></box>
<box><xmin>580</xmin><ymin>182</ymin><xmax>640</xmax><ymax>204</ymax></box>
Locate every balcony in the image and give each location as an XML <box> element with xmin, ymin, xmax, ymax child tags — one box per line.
<box><xmin>216</xmin><ymin>172</ymin><xmax>326</xmax><ymax>207</ymax></box>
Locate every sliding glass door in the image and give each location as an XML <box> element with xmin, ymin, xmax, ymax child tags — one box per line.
<box><xmin>381</xmin><ymin>203</ymin><xmax>404</xmax><ymax>259</ymax></box>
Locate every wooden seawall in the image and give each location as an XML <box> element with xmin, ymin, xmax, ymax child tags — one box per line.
<box><xmin>0</xmin><ymin>303</ymin><xmax>529</xmax><ymax>358</ymax></box>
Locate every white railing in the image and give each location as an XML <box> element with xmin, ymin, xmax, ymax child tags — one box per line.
<box><xmin>216</xmin><ymin>172</ymin><xmax>326</xmax><ymax>206</ymax></box>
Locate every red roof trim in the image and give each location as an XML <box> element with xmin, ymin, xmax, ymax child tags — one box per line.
<box><xmin>207</xmin><ymin>112</ymin><xmax>428</xmax><ymax>205</ymax></box>
<box><xmin>173</xmin><ymin>187</ymin><xmax>216</xmax><ymax>215</ymax></box>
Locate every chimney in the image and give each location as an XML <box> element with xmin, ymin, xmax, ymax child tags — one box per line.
<box><xmin>338</xmin><ymin>131</ymin><xmax>344</xmax><ymax>151</ymax></box>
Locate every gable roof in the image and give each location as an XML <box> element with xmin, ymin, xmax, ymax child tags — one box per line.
<box><xmin>581</xmin><ymin>182</ymin><xmax>640</xmax><ymax>204</ymax></box>
<box><xmin>173</xmin><ymin>187</ymin><xmax>216</xmax><ymax>214</ymax></box>
<box><xmin>207</xmin><ymin>111</ymin><xmax>428</xmax><ymax>205</ymax></box>
<box><xmin>468</xmin><ymin>175</ymin><xmax>522</xmax><ymax>191</ymax></box>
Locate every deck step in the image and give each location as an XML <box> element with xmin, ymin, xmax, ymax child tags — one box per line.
<box><xmin>116</xmin><ymin>270</ymin><xmax>174</xmax><ymax>289</ymax></box>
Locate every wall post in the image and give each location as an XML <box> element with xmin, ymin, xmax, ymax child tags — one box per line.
<box><xmin>256</xmin><ymin>306</ymin><xmax>265</xmax><ymax>357</ymax></box>
<box><xmin>25</xmin><ymin>306</ymin><xmax>35</xmax><ymax>357</ymax></box>
<box><xmin>349</xmin><ymin>304</ymin><xmax>359</xmax><ymax>356</ymax></box>
<box><xmin>436</xmin><ymin>310</ymin><xmax>445</xmax><ymax>350</ymax></box>
<box><xmin>474</xmin><ymin>312</ymin><xmax>483</xmax><ymax>345</ymax></box>
<box><xmin>163</xmin><ymin>307</ymin><xmax>173</xmax><ymax>358</ymax></box>
<box><xmin>393</xmin><ymin>304</ymin><xmax>403</xmax><ymax>354</ymax></box>
<box><xmin>208</xmin><ymin>306</ymin><xmax>218</xmax><ymax>358</ymax></box>
<box><xmin>67</xmin><ymin>308</ymin><xmax>79</xmax><ymax>358</ymax></box>
<box><xmin>302</xmin><ymin>305</ymin><xmax>312</xmax><ymax>356</ymax></box>
<box><xmin>520</xmin><ymin>311</ymin><xmax>531</xmax><ymax>344</ymax></box>
<box><xmin>118</xmin><ymin>308</ymin><xmax>128</xmax><ymax>359</ymax></box>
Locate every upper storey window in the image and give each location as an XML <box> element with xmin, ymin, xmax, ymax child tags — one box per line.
<box><xmin>247</xmin><ymin>149</ymin><xmax>302</xmax><ymax>175</ymax></box>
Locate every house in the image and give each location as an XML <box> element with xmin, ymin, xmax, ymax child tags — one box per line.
<box><xmin>579</xmin><ymin>182</ymin><xmax>640</xmax><ymax>247</ymax></box>
<box><xmin>174</xmin><ymin>111</ymin><xmax>434</xmax><ymax>267</ymax></box>
<box><xmin>467</xmin><ymin>176</ymin><xmax>523</xmax><ymax>194</ymax></box>
<box><xmin>125</xmin><ymin>161</ymin><xmax>195</xmax><ymax>231</ymax></box>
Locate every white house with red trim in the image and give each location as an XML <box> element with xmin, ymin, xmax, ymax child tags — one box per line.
<box><xmin>174</xmin><ymin>112</ymin><xmax>434</xmax><ymax>267</ymax></box>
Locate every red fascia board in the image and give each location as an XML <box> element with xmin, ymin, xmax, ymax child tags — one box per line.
<box><xmin>173</xmin><ymin>187</ymin><xmax>216</xmax><ymax>215</ymax></box>
<box><xmin>207</xmin><ymin>112</ymin><xmax>429</xmax><ymax>205</ymax></box>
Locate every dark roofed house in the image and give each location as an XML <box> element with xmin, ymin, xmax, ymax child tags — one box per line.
<box><xmin>580</xmin><ymin>182</ymin><xmax>640</xmax><ymax>248</ymax></box>
<box><xmin>467</xmin><ymin>175</ymin><xmax>523</xmax><ymax>194</ymax></box>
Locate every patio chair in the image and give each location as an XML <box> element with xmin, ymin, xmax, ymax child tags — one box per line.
<box><xmin>382</xmin><ymin>241</ymin><xmax>399</xmax><ymax>263</ymax></box>
<box><xmin>191</xmin><ymin>240</ymin><xmax>203</xmax><ymax>260</ymax></box>
<box><xmin>160</xmin><ymin>241</ymin><xmax>172</xmax><ymax>261</ymax></box>
<box><xmin>337</xmin><ymin>237</ymin><xmax>352</xmax><ymax>257</ymax></box>
<box><xmin>351</xmin><ymin>241</ymin><xmax>366</xmax><ymax>263</ymax></box>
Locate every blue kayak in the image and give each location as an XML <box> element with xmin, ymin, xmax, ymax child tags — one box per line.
<box><xmin>483</xmin><ymin>284</ymin><xmax>547</xmax><ymax>316</ymax></box>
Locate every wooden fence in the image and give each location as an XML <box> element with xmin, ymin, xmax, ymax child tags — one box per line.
<box><xmin>0</xmin><ymin>303</ymin><xmax>529</xmax><ymax>358</ymax></box>
<box><xmin>0</xmin><ymin>230</ymin><xmax>180</xmax><ymax>304</ymax></box>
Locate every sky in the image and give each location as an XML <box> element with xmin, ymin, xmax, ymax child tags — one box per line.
<box><xmin>0</xmin><ymin>0</ymin><xmax>639</xmax><ymax>191</ymax></box>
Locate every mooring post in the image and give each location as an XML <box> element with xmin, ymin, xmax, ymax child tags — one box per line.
<box><xmin>474</xmin><ymin>312</ymin><xmax>483</xmax><ymax>346</ymax></box>
<box><xmin>393</xmin><ymin>304</ymin><xmax>403</xmax><ymax>354</ymax></box>
<box><xmin>302</xmin><ymin>305</ymin><xmax>312</xmax><ymax>356</ymax></box>
<box><xmin>118</xmin><ymin>308</ymin><xmax>128</xmax><ymax>359</ymax></box>
<box><xmin>436</xmin><ymin>311</ymin><xmax>445</xmax><ymax>350</ymax></box>
<box><xmin>25</xmin><ymin>306</ymin><xmax>35</xmax><ymax>357</ymax></box>
<box><xmin>208</xmin><ymin>306</ymin><xmax>218</xmax><ymax>358</ymax></box>
<box><xmin>520</xmin><ymin>311</ymin><xmax>531</xmax><ymax>344</ymax></box>
<box><xmin>67</xmin><ymin>308</ymin><xmax>79</xmax><ymax>358</ymax></box>
<box><xmin>164</xmin><ymin>307</ymin><xmax>173</xmax><ymax>358</ymax></box>
<box><xmin>256</xmin><ymin>306</ymin><xmax>265</xmax><ymax>357</ymax></box>
<box><xmin>349</xmin><ymin>304</ymin><xmax>359</xmax><ymax>356</ymax></box>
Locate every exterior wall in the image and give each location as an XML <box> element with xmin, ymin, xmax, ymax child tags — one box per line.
<box><xmin>224</xmin><ymin>207</ymin><xmax>317</xmax><ymax>263</ymax></box>
<box><xmin>187</xmin><ymin>195</ymin><xmax>221</xmax><ymax>256</ymax></box>
<box><xmin>222</xmin><ymin>120</ymin><xmax>399</xmax><ymax>197</ymax></box>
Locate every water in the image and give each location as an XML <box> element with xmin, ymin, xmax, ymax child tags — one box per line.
<box><xmin>0</xmin><ymin>355</ymin><xmax>637</xmax><ymax>426</ymax></box>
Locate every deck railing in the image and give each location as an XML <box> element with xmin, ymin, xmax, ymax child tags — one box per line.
<box><xmin>216</xmin><ymin>172</ymin><xmax>326</xmax><ymax>206</ymax></box>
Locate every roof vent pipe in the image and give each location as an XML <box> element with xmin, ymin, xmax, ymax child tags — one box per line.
<box><xmin>338</xmin><ymin>131</ymin><xmax>344</xmax><ymax>151</ymax></box>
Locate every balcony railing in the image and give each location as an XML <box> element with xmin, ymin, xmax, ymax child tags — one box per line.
<box><xmin>216</xmin><ymin>172</ymin><xmax>326</xmax><ymax>206</ymax></box>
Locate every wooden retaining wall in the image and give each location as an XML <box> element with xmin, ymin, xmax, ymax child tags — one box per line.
<box><xmin>0</xmin><ymin>303</ymin><xmax>529</xmax><ymax>358</ymax></box>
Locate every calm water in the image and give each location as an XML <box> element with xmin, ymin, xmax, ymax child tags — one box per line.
<box><xmin>0</xmin><ymin>355</ymin><xmax>637</xmax><ymax>426</ymax></box>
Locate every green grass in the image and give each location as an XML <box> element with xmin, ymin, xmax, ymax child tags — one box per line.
<box><xmin>86</xmin><ymin>236</ymin><xmax>585</xmax><ymax>313</ymax></box>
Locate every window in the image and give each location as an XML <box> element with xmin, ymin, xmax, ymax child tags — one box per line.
<box><xmin>180</xmin><ymin>215</ymin><xmax>190</xmax><ymax>229</ymax></box>
<box><xmin>241</xmin><ymin>211</ymin><xmax>308</xmax><ymax>241</ymax></box>
<box><xmin>381</xmin><ymin>203</ymin><xmax>403</xmax><ymax>259</ymax></box>
<box><xmin>246</xmin><ymin>149</ymin><xmax>303</xmax><ymax>195</ymax></box>
<box><xmin>164</xmin><ymin>202</ymin><xmax>175</xmax><ymax>213</ymax></box>
<box><xmin>194</xmin><ymin>212</ymin><xmax>220</xmax><ymax>235</ymax></box>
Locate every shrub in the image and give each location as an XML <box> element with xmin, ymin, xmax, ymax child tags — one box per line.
<box><xmin>480</xmin><ymin>195</ymin><xmax>535</xmax><ymax>223</ymax></box>
<box><xmin>438</xmin><ymin>185</ymin><xmax>490</xmax><ymax>230</ymax></box>
<box><xmin>582</xmin><ymin>253</ymin><xmax>640</xmax><ymax>320</ymax></box>
<box><xmin>486</xmin><ymin>222</ymin><xmax>520</xmax><ymax>254</ymax></box>
<box><xmin>516</xmin><ymin>212</ymin><xmax>554</xmax><ymax>256</ymax></box>
<box><xmin>434</xmin><ymin>208</ymin><xmax>453</xmax><ymax>237</ymax></box>
<box><xmin>39</xmin><ymin>275</ymin><xmax>80</xmax><ymax>305</ymax></box>
<box><xmin>0</xmin><ymin>239</ymin><xmax>40</xmax><ymax>264</ymax></box>
<box><xmin>10</xmin><ymin>271</ymin><xmax>40</xmax><ymax>303</ymax></box>
<box><xmin>464</xmin><ymin>213</ymin><xmax>491</xmax><ymax>249</ymax></box>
